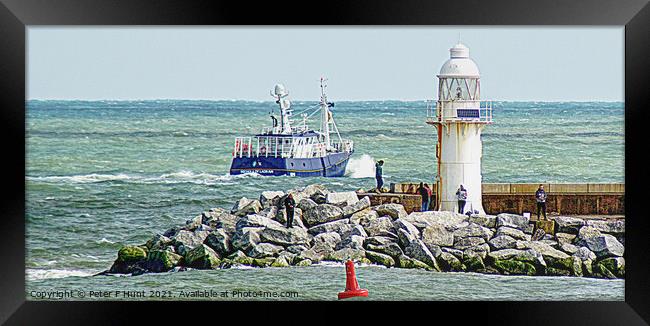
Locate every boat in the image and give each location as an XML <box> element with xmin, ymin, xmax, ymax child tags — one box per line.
<box><xmin>229</xmin><ymin>78</ymin><xmax>354</xmax><ymax>177</ymax></box>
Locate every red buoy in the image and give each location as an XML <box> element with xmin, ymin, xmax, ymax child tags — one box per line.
<box><xmin>338</xmin><ymin>260</ymin><xmax>369</xmax><ymax>300</ymax></box>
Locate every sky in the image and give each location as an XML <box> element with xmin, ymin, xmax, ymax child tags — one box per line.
<box><xmin>27</xmin><ymin>27</ymin><xmax>624</xmax><ymax>102</ymax></box>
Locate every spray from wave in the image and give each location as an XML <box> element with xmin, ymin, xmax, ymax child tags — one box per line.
<box><xmin>345</xmin><ymin>154</ymin><xmax>376</xmax><ymax>178</ymax></box>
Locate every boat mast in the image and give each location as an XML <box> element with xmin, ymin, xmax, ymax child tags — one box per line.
<box><xmin>271</xmin><ymin>84</ymin><xmax>292</xmax><ymax>134</ymax></box>
<box><xmin>320</xmin><ymin>77</ymin><xmax>331</xmax><ymax>150</ymax></box>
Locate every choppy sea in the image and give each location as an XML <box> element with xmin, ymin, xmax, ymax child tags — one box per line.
<box><xmin>26</xmin><ymin>100</ymin><xmax>624</xmax><ymax>300</ymax></box>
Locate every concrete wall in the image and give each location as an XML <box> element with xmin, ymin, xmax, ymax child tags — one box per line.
<box><xmin>391</xmin><ymin>182</ymin><xmax>624</xmax><ymax>215</ymax></box>
<box><xmin>357</xmin><ymin>193</ymin><xmax>422</xmax><ymax>214</ymax></box>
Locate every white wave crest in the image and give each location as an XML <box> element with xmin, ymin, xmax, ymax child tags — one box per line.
<box><xmin>345</xmin><ymin>154</ymin><xmax>376</xmax><ymax>179</ymax></box>
<box><xmin>28</xmin><ymin>173</ymin><xmax>131</xmax><ymax>184</ymax></box>
<box><xmin>27</xmin><ymin>268</ymin><xmax>95</xmax><ymax>281</ymax></box>
<box><xmin>27</xmin><ymin>171</ymin><xmax>263</xmax><ymax>186</ymax></box>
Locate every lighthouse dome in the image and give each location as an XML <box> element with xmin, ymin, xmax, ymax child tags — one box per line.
<box><xmin>438</xmin><ymin>43</ymin><xmax>480</xmax><ymax>77</ymax></box>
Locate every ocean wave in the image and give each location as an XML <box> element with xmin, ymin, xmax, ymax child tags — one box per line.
<box><xmin>345</xmin><ymin>154</ymin><xmax>376</xmax><ymax>179</ymax></box>
<box><xmin>27</xmin><ymin>171</ymin><xmax>263</xmax><ymax>186</ymax></box>
<box><xmin>27</xmin><ymin>268</ymin><xmax>95</xmax><ymax>281</ymax></box>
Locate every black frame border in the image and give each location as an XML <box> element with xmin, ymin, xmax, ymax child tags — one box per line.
<box><xmin>1</xmin><ymin>0</ymin><xmax>649</xmax><ymax>324</ymax></box>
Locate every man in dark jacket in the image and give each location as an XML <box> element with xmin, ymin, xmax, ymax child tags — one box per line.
<box><xmin>418</xmin><ymin>182</ymin><xmax>428</xmax><ymax>212</ymax></box>
<box><xmin>375</xmin><ymin>160</ymin><xmax>384</xmax><ymax>192</ymax></box>
<box><xmin>284</xmin><ymin>193</ymin><xmax>295</xmax><ymax>228</ymax></box>
<box><xmin>535</xmin><ymin>184</ymin><xmax>547</xmax><ymax>220</ymax></box>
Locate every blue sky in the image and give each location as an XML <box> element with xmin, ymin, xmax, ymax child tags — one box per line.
<box><xmin>27</xmin><ymin>27</ymin><xmax>623</xmax><ymax>101</ymax></box>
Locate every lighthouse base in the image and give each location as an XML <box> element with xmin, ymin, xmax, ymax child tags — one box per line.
<box><xmin>439</xmin><ymin>200</ymin><xmax>485</xmax><ymax>216</ymax></box>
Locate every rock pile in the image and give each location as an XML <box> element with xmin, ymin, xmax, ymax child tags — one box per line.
<box><xmin>103</xmin><ymin>185</ymin><xmax>625</xmax><ymax>279</ymax></box>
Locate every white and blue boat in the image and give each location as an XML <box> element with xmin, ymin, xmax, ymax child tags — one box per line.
<box><xmin>230</xmin><ymin>78</ymin><xmax>354</xmax><ymax>177</ymax></box>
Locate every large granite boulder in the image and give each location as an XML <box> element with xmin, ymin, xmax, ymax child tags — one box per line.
<box><xmin>463</xmin><ymin>243</ymin><xmax>491</xmax><ymax>260</ymax></box>
<box><xmin>397</xmin><ymin>255</ymin><xmax>433</xmax><ymax>270</ymax></box>
<box><xmin>117</xmin><ymin>245</ymin><xmax>147</xmax><ymax>263</ymax></box>
<box><xmin>495</xmin><ymin>213</ymin><xmax>530</xmax><ymax>231</ymax></box>
<box><xmin>303</xmin><ymin>204</ymin><xmax>344</xmax><ymax>227</ymax></box>
<box><xmin>326</xmin><ymin>191</ymin><xmax>360</xmax><ymax>206</ymax></box>
<box><xmin>453</xmin><ymin>237</ymin><xmax>486</xmax><ymax>250</ymax></box>
<box><xmin>172</xmin><ymin>230</ymin><xmax>210</xmax><ymax>256</ymax></box>
<box><xmin>363</xmin><ymin>216</ymin><xmax>397</xmax><ymax>237</ymax></box>
<box><xmin>297</xmin><ymin>198</ymin><xmax>318</xmax><ymax>212</ymax></box>
<box><xmin>453</xmin><ymin>223</ymin><xmax>494</xmax><ymax>242</ymax></box>
<box><xmin>259</xmin><ymin>224</ymin><xmax>311</xmax><ymax>247</ymax></box>
<box><xmin>235</xmin><ymin>214</ymin><xmax>283</xmax><ymax>230</ymax></box>
<box><xmin>259</xmin><ymin>191</ymin><xmax>285</xmax><ymax>208</ymax></box>
<box><xmin>247</xmin><ymin>242</ymin><xmax>284</xmax><ymax>258</ymax></box>
<box><xmin>231</xmin><ymin>227</ymin><xmax>263</xmax><ymax>252</ymax></box>
<box><xmin>205</xmin><ymin>209</ymin><xmax>239</xmax><ymax>236</ymax></box>
<box><xmin>496</xmin><ymin>226</ymin><xmax>531</xmax><ymax>241</ymax></box>
<box><xmin>586</xmin><ymin>219</ymin><xmax>625</xmax><ymax>235</ymax></box>
<box><xmin>342</xmin><ymin>196</ymin><xmax>371</xmax><ymax>217</ymax></box>
<box><xmin>366</xmin><ymin>250</ymin><xmax>395</xmax><ymax>267</ymax></box>
<box><xmin>231</xmin><ymin>197</ymin><xmax>263</xmax><ymax>217</ymax></box>
<box><xmin>204</xmin><ymin>229</ymin><xmax>232</xmax><ymax>256</ymax></box>
<box><xmin>326</xmin><ymin>248</ymin><xmax>367</xmax><ymax>263</ymax></box>
<box><xmin>404</xmin><ymin>239</ymin><xmax>440</xmax><ymax>271</ymax></box>
<box><xmin>374</xmin><ymin>203</ymin><xmax>408</xmax><ymax>220</ymax></box>
<box><xmin>184</xmin><ymin>244</ymin><xmax>220</xmax><ymax>269</ymax></box>
<box><xmin>554</xmin><ymin>216</ymin><xmax>586</xmax><ymax>234</ymax></box>
<box><xmin>582</xmin><ymin>234</ymin><xmax>624</xmax><ymax>258</ymax></box>
<box><xmin>308</xmin><ymin>219</ymin><xmax>353</xmax><ymax>236</ymax></box>
<box><xmin>403</xmin><ymin>211</ymin><xmax>468</xmax><ymax>230</ymax></box>
<box><xmin>421</xmin><ymin>223</ymin><xmax>454</xmax><ymax>247</ymax></box>
<box><xmin>594</xmin><ymin>257</ymin><xmax>625</xmax><ymax>278</ymax></box>
<box><xmin>336</xmin><ymin>234</ymin><xmax>366</xmax><ymax>250</ymax></box>
<box><xmin>486</xmin><ymin>249</ymin><xmax>545</xmax><ymax>276</ymax></box>
<box><xmin>469</xmin><ymin>214</ymin><xmax>497</xmax><ymax>228</ymax></box>
<box><xmin>145</xmin><ymin>234</ymin><xmax>172</xmax><ymax>251</ymax></box>
<box><xmin>438</xmin><ymin>252</ymin><xmax>465</xmax><ymax>272</ymax></box>
<box><xmin>302</xmin><ymin>184</ymin><xmax>330</xmax><ymax>200</ymax></box>
<box><xmin>462</xmin><ymin>251</ymin><xmax>485</xmax><ymax>272</ymax></box>
<box><xmin>516</xmin><ymin>241</ymin><xmax>575</xmax><ymax>274</ymax></box>
<box><xmin>558</xmin><ymin>242</ymin><xmax>579</xmax><ymax>255</ymax></box>
<box><xmin>364</xmin><ymin>236</ymin><xmax>396</xmax><ymax>247</ymax></box>
<box><xmin>296</xmin><ymin>242</ymin><xmax>334</xmax><ymax>263</ymax></box>
<box><xmin>364</xmin><ymin>242</ymin><xmax>404</xmax><ymax>259</ymax></box>
<box><xmin>393</xmin><ymin>219</ymin><xmax>421</xmax><ymax>245</ymax></box>
<box><xmin>350</xmin><ymin>208</ymin><xmax>379</xmax><ymax>226</ymax></box>
<box><xmin>313</xmin><ymin>232</ymin><xmax>342</xmax><ymax>249</ymax></box>
<box><xmin>575</xmin><ymin>226</ymin><xmax>602</xmax><ymax>246</ymax></box>
<box><xmin>555</xmin><ymin>232</ymin><xmax>577</xmax><ymax>245</ymax></box>
<box><xmin>145</xmin><ymin>250</ymin><xmax>182</xmax><ymax>272</ymax></box>
<box><xmin>488</xmin><ymin>235</ymin><xmax>517</xmax><ymax>251</ymax></box>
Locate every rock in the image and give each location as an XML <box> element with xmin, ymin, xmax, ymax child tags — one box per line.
<box><xmin>184</xmin><ymin>244</ymin><xmax>220</xmax><ymax>269</ymax></box>
<box><xmin>260</xmin><ymin>191</ymin><xmax>285</xmax><ymax>208</ymax></box>
<box><xmin>117</xmin><ymin>245</ymin><xmax>147</xmax><ymax>263</ymax></box>
<box><xmin>326</xmin><ymin>248</ymin><xmax>367</xmax><ymax>262</ymax></box>
<box><xmin>462</xmin><ymin>251</ymin><xmax>485</xmax><ymax>272</ymax></box>
<box><xmin>554</xmin><ymin>216</ymin><xmax>586</xmax><ymax>234</ymax></box>
<box><xmin>487</xmin><ymin>249</ymin><xmax>546</xmax><ymax>270</ymax></box>
<box><xmin>586</xmin><ymin>219</ymin><xmax>625</xmax><ymax>235</ymax></box>
<box><xmin>535</xmin><ymin>220</ymin><xmax>555</xmax><ymax>235</ymax></box>
<box><xmin>438</xmin><ymin>252</ymin><xmax>465</xmax><ymax>272</ymax></box>
<box><xmin>516</xmin><ymin>241</ymin><xmax>573</xmax><ymax>273</ymax></box>
<box><xmin>345</xmin><ymin>224</ymin><xmax>369</xmax><ymax>238</ymax></box>
<box><xmin>365</xmin><ymin>242</ymin><xmax>404</xmax><ymax>259</ymax></box>
<box><xmin>259</xmin><ymin>224</ymin><xmax>311</xmax><ymax>247</ymax></box>
<box><xmin>559</xmin><ymin>242</ymin><xmax>579</xmax><ymax>255</ymax></box>
<box><xmin>313</xmin><ymin>232</ymin><xmax>342</xmax><ymax>249</ymax></box>
<box><xmin>454</xmin><ymin>237</ymin><xmax>486</xmax><ymax>250</ymax></box>
<box><xmin>204</xmin><ymin>229</ymin><xmax>232</xmax><ymax>256</ymax></box>
<box><xmin>172</xmin><ymin>230</ymin><xmax>210</xmax><ymax>256</ymax></box>
<box><xmin>342</xmin><ymin>196</ymin><xmax>371</xmax><ymax>217</ymax></box>
<box><xmin>531</xmin><ymin>228</ymin><xmax>546</xmax><ymax>241</ymax></box>
<box><xmin>404</xmin><ymin>239</ymin><xmax>440</xmax><ymax>271</ymax></box>
<box><xmin>302</xmin><ymin>184</ymin><xmax>330</xmax><ymax>199</ymax></box>
<box><xmin>184</xmin><ymin>215</ymin><xmax>203</xmax><ymax>231</ymax></box>
<box><xmin>488</xmin><ymin>235</ymin><xmax>517</xmax><ymax>250</ymax></box>
<box><xmin>366</xmin><ymin>250</ymin><xmax>395</xmax><ymax>267</ymax></box>
<box><xmin>583</xmin><ymin>234</ymin><xmax>624</xmax><ymax>258</ymax></box>
<box><xmin>397</xmin><ymin>255</ymin><xmax>433</xmax><ymax>270</ymax></box>
<box><xmin>394</xmin><ymin>219</ymin><xmax>421</xmax><ymax>247</ymax></box>
<box><xmin>571</xmin><ymin>256</ymin><xmax>584</xmax><ymax>277</ymax></box>
<box><xmin>336</xmin><ymin>234</ymin><xmax>366</xmax><ymax>250</ymax></box>
<box><xmin>349</xmin><ymin>208</ymin><xmax>378</xmax><ymax>226</ymax></box>
<box><xmin>555</xmin><ymin>232</ymin><xmax>577</xmax><ymax>244</ymax></box>
<box><xmin>421</xmin><ymin>223</ymin><xmax>455</xmax><ymax>247</ymax></box>
<box><xmin>496</xmin><ymin>213</ymin><xmax>530</xmax><ymax>230</ymax></box>
<box><xmin>227</xmin><ymin>250</ymin><xmax>254</xmax><ymax>265</ymax></box>
<box><xmin>235</xmin><ymin>214</ymin><xmax>283</xmax><ymax>230</ymax></box>
<box><xmin>595</xmin><ymin>257</ymin><xmax>625</xmax><ymax>278</ymax></box>
<box><xmin>469</xmin><ymin>214</ymin><xmax>497</xmax><ymax>228</ymax></box>
<box><xmin>573</xmin><ymin>246</ymin><xmax>597</xmax><ymax>262</ymax></box>
<box><xmin>364</xmin><ymin>236</ymin><xmax>396</xmax><ymax>247</ymax></box>
<box><xmin>231</xmin><ymin>227</ymin><xmax>263</xmax><ymax>252</ymax></box>
<box><xmin>403</xmin><ymin>211</ymin><xmax>468</xmax><ymax>229</ymax></box>
<box><xmin>453</xmin><ymin>223</ymin><xmax>494</xmax><ymax>242</ymax></box>
<box><xmin>374</xmin><ymin>203</ymin><xmax>408</xmax><ymax>220</ymax></box>
<box><xmin>252</xmin><ymin>257</ymin><xmax>275</xmax><ymax>268</ymax></box>
<box><xmin>206</xmin><ymin>210</ymin><xmax>239</xmax><ymax>236</ymax></box>
<box><xmin>575</xmin><ymin>226</ymin><xmax>602</xmax><ymax>246</ymax></box>
<box><xmin>463</xmin><ymin>243</ymin><xmax>490</xmax><ymax>260</ymax></box>
<box><xmin>539</xmin><ymin>239</ymin><xmax>559</xmax><ymax>248</ymax></box>
<box><xmin>308</xmin><ymin>219</ymin><xmax>353</xmax><ymax>236</ymax></box>
<box><xmin>303</xmin><ymin>204</ymin><xmax>344</xmax><ymax>227</ymax></box>
<box><xmin>523</xmin><ymin>224</ymin><xmax>535</xmax><ymax>235</ymax></box>
<box><xmin>363</xmin><ymin>216</ymin><xmax>397</xmax><ymax>237</ymax></box>
<box><xmin>326</xmin><ymin>191</ymin><xmax>360</xmax><ymax>206</ymax></box>
<box><xmin>247</xmin><ymin>242</ymin><xmax>284</xmax><ymax>258</ymax></box>
<box><xmin>441</xmin><ymin>247</ymin><xmax>465</xmax><ymax>260</ymax></box>
<box><xmin>295</xmin><ymin>259</ymin><xmax>312</xmax><ymax>266</ymax></box>
<box><xmin>145</xmin><ymin>234</ymin><xmax>172</xmax><ymax>251</ymax></box>
<box><xmin>297</xmin><ymin>198</ymin><xmax>318</xmax><ymax>212</ymax></box>
<box><xmin>496</xmin><ymin>226</ymin><xmax>531</xmax><ymax>241</ymax></box>
<box><xmin>145</xmin><ymin>250</ymin><xmax>182</xmax><ymax>272</ymax></box>
<box><xmin>286</xmin><ymin>244</ymin><xmax>310</xmax><ymax>254</ymax></box>
<box><xmin>273</xmin><ymin>207</ymin><xmax>305</xmax><ymax>229</ymax></box>
<box><xmin>270</xmin><ymin>256</ymin><xmax>290</xmax><ymax>267</ymax></box>
<box><xmin>231</xmin><ymin>197</ymin><xmax>263</xmax><ymax>217</ymax></box>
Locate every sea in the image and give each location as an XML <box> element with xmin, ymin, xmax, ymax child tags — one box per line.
<box><xmin>26</xmin><ymin>100</ymin><xmax>625</xmax><ymax>301</ymax></box>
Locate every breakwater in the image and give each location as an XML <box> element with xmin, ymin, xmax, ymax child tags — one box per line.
<box><xmin>103</xmin><ymin>184</ymin><xmax>625</xmax><ymax>279</ymax></box>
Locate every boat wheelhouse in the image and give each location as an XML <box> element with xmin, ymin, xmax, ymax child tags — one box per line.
<box><xmin>230</xmin><ymin>79</ymin><xmax>354</xmax><ymax>177</ymax></box>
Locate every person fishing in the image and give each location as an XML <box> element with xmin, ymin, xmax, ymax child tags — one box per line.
<box><xmin>535</xmin><ymin>184</ymin><xmax>547</xmax><ymax>220</ymax></box>
<box><xmin>418</xmin><ymin>182</ymin><xmax>429</xmax><ymax>211</ymax></box>
<box><xmin>284</xmin><ymin>193</ymin><xmax>295</xmax><ymax>228</ymax></box>
<box><xmin>455</xmin><ymin>184</ymin><xmax>468</xmax><ymax>214</ymax></box>
<box><xmin>375</xmin><ymin>160</ymin><xmax>384</xmax><ymax>192</ymax></box>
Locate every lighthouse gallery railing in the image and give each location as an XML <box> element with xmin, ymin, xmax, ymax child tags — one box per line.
<box><xmin>426</xmin><ymin>100</ymin><xmax>493</xmax><ymax>124</ymax></box>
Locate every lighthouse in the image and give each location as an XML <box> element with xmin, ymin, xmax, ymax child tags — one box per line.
<box><xmin>426</xmin><ymin>42</ymin><xmax>493</xmax><ymax>214</ymax></box>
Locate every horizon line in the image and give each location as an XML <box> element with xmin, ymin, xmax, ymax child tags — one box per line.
<box><xmin>26</xmin><ymin>98</ymin><xmax>625</xmax><ymax>103</ymax></box>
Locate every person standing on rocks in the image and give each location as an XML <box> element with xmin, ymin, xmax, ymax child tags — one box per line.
<box><xmin>284</xmin><ymin>193</ymin><xmax>295</xmax><ymax>228</ymax></box>
<box><xmin>535</xmin><ymin>184</ymin><xmax>547</xmax><ymax>220</ymax></box>
<box><xmin>375</xmin><ymin>160</ymin><xmax>384</xmax><ymax>192</ymax></box>
<box><xmin>418</xmin><ymin>182</ymin><xmax>429</xmax><ymax>212</ymax></box>
<box><xmin>456</xmin><ymin>184</ymin><xmax>468</xmax><ymax>214</ymax></box>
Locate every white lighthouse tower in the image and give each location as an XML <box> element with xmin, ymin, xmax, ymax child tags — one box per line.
<box><xmin>426</xmin><ymin>42</ymin><xmax>493</xmax><ymax>214</ymax></box>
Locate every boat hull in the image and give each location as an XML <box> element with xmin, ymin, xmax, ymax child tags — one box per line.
<box><xmin>230</xmin><ymin>152</ymin><xmax>351</xmax><ymax>177</ymax></box>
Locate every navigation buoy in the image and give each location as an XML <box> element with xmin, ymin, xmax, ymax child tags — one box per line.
<box><xmin>338</xmin><ymin>260</ymin><xmax>369</xmax><ymax>300</ymax></box>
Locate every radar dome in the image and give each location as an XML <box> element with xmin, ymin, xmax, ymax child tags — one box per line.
<box><xmin>273</xmin><ymin>84</ymin><xmax>288</xmax><ymax>97</ymax></box>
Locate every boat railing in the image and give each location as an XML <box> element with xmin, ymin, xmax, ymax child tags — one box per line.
<box><xmin>233</xmin><ymin>136</ymin><xmax>254</xmax><ymax>158</ymax></box>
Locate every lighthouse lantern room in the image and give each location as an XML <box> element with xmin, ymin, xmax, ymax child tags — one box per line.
<box><xmin>426</xmin><ymin>42</ymin><xmax>493</xmax><ymax>214</ymax></box>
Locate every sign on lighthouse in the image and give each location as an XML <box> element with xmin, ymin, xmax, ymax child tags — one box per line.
<box><xmin>426</xmin><ymin>42</ymin><xmax>493</xmax><ymax>214</ymax></box>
